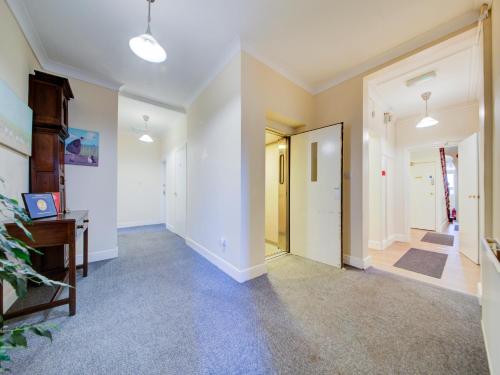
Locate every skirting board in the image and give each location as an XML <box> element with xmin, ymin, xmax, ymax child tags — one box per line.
<box><xmin>76</xmin><ymin>247</ymin><xmax>118</xmax><ymax>265</ymax></box>
<box><xmin>118</xmin><ymin>220</ymin><xmax>164</xmax><ymax>229</ymax></box>
<box><xmin>481</xmin><ymin>320</ymin><xmax>494</xmax><ymax>375</ymax></box>
<box><xmin>185</xmin><ymin>237</ymin><xmax>267</xmax><ymax>283</ymax></box>
<box><xmin>343</xmin><ymin>255</ymin><xmax>372</xmax><ymax>269</ymax></box>
<box><xmin>368</xmin><ymin>240</ymin><xmax>382</xmax><ymax>250</ymax></box>
<box><xmin>165</xmin><ymin>223</ymin><xmax>175</xmax><ymax>232</ymax></box>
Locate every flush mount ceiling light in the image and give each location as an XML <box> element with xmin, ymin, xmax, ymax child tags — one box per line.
<box><xmin>416</xmin><ymin>92</ymin><xmax>439</xmax><ymax>128</ymax></box>
<box><xmin>406</xmin><ymin>71</ymin><xmax>436</xmax><ymax>87</ymax></box>
<box><xmin>139</xmin><ymin>115</ymin><xmax>154</xmax><ymax>143</ymax></box>
<box><xmin>129</xmin><ymin>0</ymin><xmax>167</xmax><ymax>63</ymax></box>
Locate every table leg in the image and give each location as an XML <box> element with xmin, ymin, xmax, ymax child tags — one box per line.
<box><xmin>68</xmin><ymin>239</ymin><xmax>76</xmax><ymax>316</ymax></box>
<box><xmin>83</xmin><ymin>228</ymin><xmax>88</xmax><ymax>277</ymax></box>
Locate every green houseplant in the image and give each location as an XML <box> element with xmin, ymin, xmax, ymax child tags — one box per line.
<box><xmin>0</xmin><ymin>180</ymin><xmax>66</xmax><ymax>371</ymax></box>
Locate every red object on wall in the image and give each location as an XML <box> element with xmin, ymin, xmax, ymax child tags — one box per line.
<box><xmin>381</xmin><ymin>170</ymin><xmax>386</xmax><ymax>176</ymax></box>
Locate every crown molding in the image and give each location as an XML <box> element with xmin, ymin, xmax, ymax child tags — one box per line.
<box><xmin>119</xmin><ymin>90</ymin><xmax>186</xmax><ymax>114</ymax></box>
<box><xmin>6</xmin><ymin>0</ymin><xmax>123</xmax><ymax>92</ymax></box>
<box><xmin>183</xmin><ymin>37</ymin><xmax>242</xmax><ymax>109</ymax></box>
<box><xmin>313</xmin><ymin>10</ymin><xmax>479</xmax><ymax>94</ymax></box>
<box><xmin>240</xmin><ymin>41</ymin><xmax>315</xmax><ymax>94</ymax></box>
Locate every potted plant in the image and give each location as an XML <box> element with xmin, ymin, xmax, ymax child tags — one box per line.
<box><xmin>0</xmin><ymin>179</ymin><xmax>67</xmax><ymax>371</ymax></box>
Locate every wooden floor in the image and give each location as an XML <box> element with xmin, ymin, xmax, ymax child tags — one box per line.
<box><xmin>369</xmin><ymin>224</ymin><xmax>480</xmax><ymax>295</ymax></box>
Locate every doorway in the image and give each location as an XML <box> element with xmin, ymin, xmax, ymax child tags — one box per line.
<box><xmin>165</xmin><ymin>143</ymin><xmax>187</xmax><ymax>238</ymax></box>
<box><xmin>363</xmin><ymin>27</ymin><xmax>483</xmax><ymax>294</ymax></box>
<box><xmin>265</xmin><ymin>129</ymin><xmax>289</xmax><ymax>258</ymax></box>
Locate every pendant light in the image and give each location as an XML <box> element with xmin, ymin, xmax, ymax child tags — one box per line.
<box><xmin>416</xmin><ymin>92</ymin><xmax>439</xmax><ymax>128</ymax></box>
<box><xmin>139</xmin><ymin>115</ymin><xmax>154</xmax><ymax>143</ymax></box>
<box><xmin>129</xmin><ymin>0</ymin><xmax>167</xmax><ymax>63</ymax></box>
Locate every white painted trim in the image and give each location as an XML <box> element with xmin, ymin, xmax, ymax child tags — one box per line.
<box><xmin>6</xmin><ymin>0</ymin><xmax>122</xmax><ymax>92</ymax></box>
<box><xmin>368</xmin><ymin>240</ymin><xmax>382</xmax><ymax>250</ymax></box>
<box><xmin>165</xmin><ymin>223</ymin><xmax>175</xmax><ymax>232</ymax></box>
<box><xmin>313</xmin><ymin>10</ymin><xmax>479</xmax><ymax>94</ymax></box>
<box><xmin>481</xmin><ymin>320</ymin><xmax>493</xmax><ymax>375</ymax></box>
<box><xmin>185</xmin><ymin>237</ymin><xmax>267</xmax><ymax>283</ymax></box>
<box><xmin>241</xmin><ymin>42</ymin><xmax>314</xmax><ymax>93</ymax></box>
<box><xmin>343</xmin><ymin>255</ymin><xmax>372</xmax><ymax>269</ymax></box>
<box><xmin>117</xmin><ymin>220</ymin><xmax>165</xmax><ymax>229</ymax></box>
<box><xmin>440</xmin><ymin>218</ymin><xmax>450</xmax><ymax>233</ymax></box>
<box><xmin>394</xmin><ymin>233</ymin><xmax>410</xmax><ymax>243</ymax></box>
<box><xmin>119</xmin><ymin>91</ymin><xmax>186</xmax><ymax>114</ymax></box>
<box><xmin>382</xmin><ymin>235</ymin><xmax>397</xmax><ymax>249</ymax></box>
<box><xmin>76</xmin><ymin>247</ymin><xmax>118</xmax><ymax>264</ymax></box>
<box><xmin>477</xmin><ymin>282</ymin><xmax>482</xmax><ymax>305</ymax></box>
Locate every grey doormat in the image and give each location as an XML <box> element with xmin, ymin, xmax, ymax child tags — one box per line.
<box><xmin>394</xmin><ymin>248</ymin><xmax>448</xmax><ymax>278</ymax></box>
<box><xmin>454</xmin><ymin>225</ymin><xmax>459</xmax><ymax>231</ymax></box>
<box><xmin>421</xmin><ymin>232</ymin><xmax>454</xmax><ymax>247</ymax></box>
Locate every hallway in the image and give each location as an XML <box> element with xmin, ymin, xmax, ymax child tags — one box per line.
<box><xmin>369</xmin><ymin>225</ymin><xmax>480</xmax><ymax>294</ymax></box>
<box><xmin>9</xmin><ymin>227</ymin><xmax>487</xmax><ymax>374</ymax></box>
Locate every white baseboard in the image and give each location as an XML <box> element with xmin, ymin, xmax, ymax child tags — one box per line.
<box><xmin>343</xmin><ymin>255</ymin><xmax>372</xmax><ymax>269</ymax></box>
<box><xmin>368</xmin><ymin>240</ymin><xmax>382</xmax><ymax>250</ymax></box>
<box><xmin>185</xmin><ymin>237</ymin><xmax>267</xmax><ymax>283</ymax></box>
<box><xmin>394</xmin><ymin>233</ymin><xmax>410</xmax><ymax>243</ymax></box>
<box><xmin>165</xmin><ymin>223</ymin><xmax>174</xmax><ymax>231</ymax></box>
<box><xmin>477</xmin><ymin>282</ymin><xmax>482</xmax><ymax>305</ymax></box>
<box><xmin>481</xmin><ymin>320</ymin><xmax>493</xmax><ymax>375</ymax></box>
<box><xmin>76</xmin><ymin>247</ymin><xmax>118</xmax><ymax>264</ymax></box>
<box><xmin>117</xmin><ymin>220</ymin><xmax>164</xmax><ymax>229</ymax></box>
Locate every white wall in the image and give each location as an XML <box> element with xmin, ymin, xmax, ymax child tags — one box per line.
<box><xmin>185</xmin><ymin>53</ymin><xmax>245</xmax><ymax>277</ymax></box>
<box><xmin>65</xmin><ymin>78</ymin><xmax>119</xmax><ymax>263</ymax></box>
<box><xmin>0</xmin><ymin>0</ymin><xmax>40</xmax><ymax>310</ymax></box>
<box><xmin>117</xmin><ymin>129</ymin><xmax>163</xmax><ymax>228</ymax></box>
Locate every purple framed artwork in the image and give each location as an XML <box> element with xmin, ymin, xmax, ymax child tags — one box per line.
<box><xmin>64</xmin><ymin>128</ymin><xmax>99</xmax><ymax>167</ymax></box>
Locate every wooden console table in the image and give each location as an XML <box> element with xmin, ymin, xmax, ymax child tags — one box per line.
<box><xmin>1</xmin><ymin>210</ymin><xmax>89</xmax><ymax>320</ymax></box>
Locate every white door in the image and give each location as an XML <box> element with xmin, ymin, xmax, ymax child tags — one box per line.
<box><xmin>410</xmin><ymin>162</ymin><xmax>436</xmax><ymax>231</ymax></box>
<box><xmin>173</xmin><ymin>145</ymin><xmax>187</xmax><ymax>238</ymax></box>
<box><xmin>290</xmin><ymin>125</ymin><xmax>342</xmax><ymax>267</ymax></box>
<box><xmin>458</xmin><ymin>133</ymin><xmax>479</xmax><ymax>264</ymax></box>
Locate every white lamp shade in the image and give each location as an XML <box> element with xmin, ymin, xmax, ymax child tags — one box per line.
<box><xmin>129</xmin><ymin>33</ymin><xmax>167</xmax><ymax>63</ymax></box>
<box><xmin>139</xmin><ymin>133</ymin><xmax>154</xmax><ymax>143</ymax></box>
<box><xmin>416</xmin><ymin>116</ymin><xmax>439</xmax><ymax>128</ymax></box>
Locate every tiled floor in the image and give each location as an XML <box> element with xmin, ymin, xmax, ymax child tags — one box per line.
<box><xmin>369</xmin><ymin>224</ymin><xmax>480</xmax><ymax>295</ymax></box>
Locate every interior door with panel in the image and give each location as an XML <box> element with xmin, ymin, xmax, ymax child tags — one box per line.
<box><xmin>410</xmin><ymin>162</ymin><xmax>436</xmax><ymax>231</ymax></box>
<box><xmin>174</xmin><ymin>144</ymin><xmax>187</xmax><ymax>238</ymax></box>
<box><xmin>290</xmin><ymin>124</ymin><xmax>343</xmax><ymax>267</ymax></box>
<box><xmin>458</xmin><ymin>133</ymin><xmax>479</xmax><ymax>264</ymax></box>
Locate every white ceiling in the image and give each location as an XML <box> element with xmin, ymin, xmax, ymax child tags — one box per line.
<box><xmin>368</xmin><ymin>29</ymin><xmax>480</xmax><ymax>119</ymax></box>
<box><xmin>9</xmin><ymin>0</ymin><xmax>481</xmax><ymax>109</ymax></box>
<box><xmin>118</xmin><ymin>94</ymin><xmax>184</xmax><ymax>137</ymax></box>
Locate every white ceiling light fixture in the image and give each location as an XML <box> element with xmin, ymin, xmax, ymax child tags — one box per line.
<box><xmin>416</xmin><ymin>92</ymin><xmax>439</xmax><ymax>128</ymax></box>
<box><xmin>129</xmin><ymin>0</ymin><xmax>167</xmax><ymax>63</ymax></box>
<box><xmin>139</xmin><ymin>115</ymin><xmax>154</xmax><ymax>143</ymax></box>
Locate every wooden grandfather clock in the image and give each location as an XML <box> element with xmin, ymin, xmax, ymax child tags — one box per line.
<box><xmin>28</xmin><ymin>70</ymin><xmax>74</xmax><ymax>277</ymax></box>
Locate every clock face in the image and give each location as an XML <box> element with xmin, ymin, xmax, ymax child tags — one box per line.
<box><xmin>36</xmin><ymin>199</ymin><xmax>48</xmax><ymax>211</ymax></box>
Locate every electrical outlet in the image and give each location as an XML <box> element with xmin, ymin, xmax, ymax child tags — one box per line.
<box><xmin>220</xmin><ymin>237</ymin><xmax>227</xmax><ymax>252</ymax></box>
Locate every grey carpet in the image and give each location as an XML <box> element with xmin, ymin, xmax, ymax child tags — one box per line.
<box><xmin>6</xmin><ymin>227</ymin><xmax>488</xmax><ymax>374</ymax></box>
<box><xmin>394</xmin><ymin>248</ymin><xmax>448</xmax><ymax>279</ymax></box>
<box><xmin>421</xmin><ymin>232</ymin><xmax>455</xmax><ymax>246</ymax></box>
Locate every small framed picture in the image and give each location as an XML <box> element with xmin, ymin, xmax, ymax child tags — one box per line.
<box><xmin>22</xmin><ymin>193</ymin><xmax>58</xmax><ymax>220</ymax></box>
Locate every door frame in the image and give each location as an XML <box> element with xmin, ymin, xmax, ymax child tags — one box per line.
<box><xmin>265</xmin><ymin>128</ymin><xmax>291</xmax><ymax>254</ymax></box>
<box><xmin>289</xmin><ymin>122</ymin><xmax>344</xmax><ymax>267</ymax></box>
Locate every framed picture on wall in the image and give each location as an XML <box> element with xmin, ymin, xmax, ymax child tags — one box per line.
<box><xmin>64</xmin><ymin>128</ymin><xmax>99</xmax><ymax>167</ymax></box>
